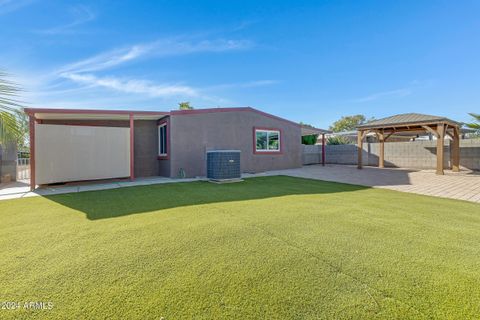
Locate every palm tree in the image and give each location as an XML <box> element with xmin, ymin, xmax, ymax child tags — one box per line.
<box><xmin>0</xmin><ymin>71</ymin><xmax>23</xmax><ymax>145</ymax></box>
<box><xmin>466</xmin><ymin>113</ymin><xmax>480</xmax><ymax>132</ymax></box>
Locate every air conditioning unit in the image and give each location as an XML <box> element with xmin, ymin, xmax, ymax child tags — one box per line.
<box><xmin>206</xmin><ymin>150</ymin><xmax>241</xmax><ymax>182</ymax></box>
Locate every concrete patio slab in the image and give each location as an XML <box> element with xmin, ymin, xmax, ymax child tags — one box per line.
<box><xmin>0</xmin><ymin>177</ymin><xmax>205</xmax><ymax>201</ymax></box>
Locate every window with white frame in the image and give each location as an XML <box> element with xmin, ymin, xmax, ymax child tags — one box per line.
<box><xmin>255</xmin><ymin>129</ymin><xmax>280</xmax><ymax>152</ymax></box>
<box><xmin>158</xmin><ymin>122</ymin><xmax>167</xmax><ymax>157</ymax></box>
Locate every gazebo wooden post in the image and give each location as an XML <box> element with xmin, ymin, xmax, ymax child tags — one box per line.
<box><xmin>378</xmin><ymin>129</ymin><xmax>385</xmax><ymax>168</ymax></box>
<box><xmin>357</xmin><ymin>130</ymin><xmax>363</xmax><ymax>169</ymax></box>
<box><xmin>436</xmin><ymin>123</ymin><xmax>445</xmax><ymax>175</ymax></box>
<box><xmin>451</xmin><ymin>126</ymin><xmax>460</xmax><ymax>172</ymax></box>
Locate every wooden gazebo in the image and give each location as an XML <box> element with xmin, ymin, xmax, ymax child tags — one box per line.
<box><xmin>356</xmin><ymin>113</ymin><xmax>461</xmax><ymax>175</ymax></box>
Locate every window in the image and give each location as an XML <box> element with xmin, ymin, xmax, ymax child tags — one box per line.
<box><xmin>158</xmin><ymin>122</ymin><xmax>168</xmax><ymax>157</ymax></box>
<box><xmin>255</xmin><ymin>128</ymin><xmax>281</xmax><ymax>153</ymax></box>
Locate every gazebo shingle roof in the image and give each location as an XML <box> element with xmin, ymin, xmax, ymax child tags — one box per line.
<box><xmin>357</xmin><ymin>113</ymin><xmax>460</xmax><ymax>129</ymax></box>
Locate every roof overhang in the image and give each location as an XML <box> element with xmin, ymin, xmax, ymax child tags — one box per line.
<box><xmin>357</xmin><ymin>120</ymin><xmax>461</xmax><ymax>131</ymax></box>
<box><xmin>301</xmin><ymin>125</ymin><xmax>331</xmax><ymax>136</ymax></box>
<box><xmin>24</xmin><ymin>108</ymin><xmax>169</xmax><ymax>121</ymax></box>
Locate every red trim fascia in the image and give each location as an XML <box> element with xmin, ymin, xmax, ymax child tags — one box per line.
<box><xmin>24</xmin><ymin>107</ymin><xmax>169</xmax><ymax>116</ymax></box>
<box><xmin>170</xmin><ymin>107</ymin><xmax>250</xmax><ymax>115</ymax></box>
<box><xmin>37</xmin><ymin>120</ymin><xmax>129</xmax><ymax>128</ymax></box>
<box><xmin>171</xmin><ymin>107</ymin><xmax>301</xmax><ymax>128</ymax></box>
<box><xmin>252</xmin><ymin>127</ymin><xmax>284</xmax><ymax>155</ymax></box>
<box><xmin>29</xmin><ymin>115</ymin><xmax>36</xmax><ymax>191</ymax></box>
<box><xmin>157</xmin><ymin>117</ymin><xmax>170</xmax><ymax>160</ymax></box>
<box><xmin>322</xmin><ymin>133</ymin><xmax>326</xmax><ymax>166</ymax></box>
<box><xmin>129</xmin><ymin>113</ymin><xmax>135</xmax><ymax>181</ymax></box>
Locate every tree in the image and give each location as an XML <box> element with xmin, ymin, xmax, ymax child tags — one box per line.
<box><xmin>466</xmin><ymin>113</ymin><xmax>480</xmax><ymax>132</ymax></box>
<box><xmin>178</xmin><ymin>102</ymin><xmax>194</xmax><ymax>110</ymax></box>
<box><xmin>0</xmin><ymin>71</ymin><xmax>23</xmax><ymax>145</ymax></box>
<box><xmin>329</xmin><ymin>115</ymin><xmax>369</xmax><ymax>132</ymax></box>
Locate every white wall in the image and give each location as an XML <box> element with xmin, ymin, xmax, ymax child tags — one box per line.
<box><xmin>35</xmin><ymin>124</ymin><xmax>130</xmax><ymax>184</ymax></box>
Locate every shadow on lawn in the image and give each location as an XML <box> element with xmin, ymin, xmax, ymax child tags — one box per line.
<box><xmin>44</xmin><ymin>176</ymin><xmax>369</xmax><ymax>220</ymax></box>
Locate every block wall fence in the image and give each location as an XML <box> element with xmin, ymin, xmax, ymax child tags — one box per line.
<box><xmin>302</xmin><ymin>139</ymin><xmax>480</xmax><ymax>171</ymax></box>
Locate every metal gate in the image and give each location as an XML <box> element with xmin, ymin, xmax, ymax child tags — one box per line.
<box><xmin>17</xmin><ymin>158</ymin><xmax>30</xmax><ymax>180</ymax></box>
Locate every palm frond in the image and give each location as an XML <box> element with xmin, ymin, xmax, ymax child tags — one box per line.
<box><xmin>0</xmin><ymin>72</ymin><xmax>23</xmax><ymax>112</ymax></box>
<box><xmin>466</xmin><ymin>113</ymin><xmax>480</xmax><ymax>130</ymax></box>
<box><xmin>0</xmin><ymin>111</ymin><xmax>21</xmax><ymax>144</ymax></box>
<box><xmin>0</xmin><ymin>70</ymin><xmax>24</xmax><ymax>144</ymax></box>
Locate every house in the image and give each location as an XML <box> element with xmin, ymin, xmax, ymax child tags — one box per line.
<box><xmin>24</xmin><ymin>107</ymin><xmax>326</xmax><ymax>190</ymax></box>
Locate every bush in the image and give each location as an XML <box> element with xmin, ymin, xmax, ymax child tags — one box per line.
<box><xmin>326</xmin><ymin>136</ymin><xmax>351</xmax><ymax>145</ymax></box>
<box><xmin>301</xmin><ymin>134</ymin><xmax>318</xmax><ymax>145</ymax></box>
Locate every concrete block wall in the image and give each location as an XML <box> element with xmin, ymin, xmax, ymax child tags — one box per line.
<box><xmin>302</xmin><ymin>145</ymin><xmax>323</xmax><ymax>165</ymax></box>
<box><xmin>303</xmin><ymin>139</ymin><xmax>480</xmax><ymax>170</ymax></box>
<box><xmin>366</xmin><ymin>140</ymin><xmax>449</xmax><ymax>169</ymax></box>
<box><xmin>459</xmin><ymin>139</ymin><xmax>480</xmax><ymax>170</ymax></box>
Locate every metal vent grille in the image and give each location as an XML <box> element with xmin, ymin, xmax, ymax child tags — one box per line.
<box><xmin>206</xmin><ymin>150</ymin><xmax>241</xmax><ymax>180</ymax></box>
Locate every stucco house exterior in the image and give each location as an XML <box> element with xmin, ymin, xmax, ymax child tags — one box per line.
<box><xmin>24</xmin><ymin>107</ymin><xmax>322</xmax><ymax>190</ymax></box>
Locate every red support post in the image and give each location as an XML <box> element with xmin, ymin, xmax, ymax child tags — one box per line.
<box><xmin>129</xmin><ymin>113</ymin><xmax>135</xmax><ymax>181</ymax></box>
<box><xmin>29</xmin><ymin>114</ymin><xmax>36</xmax><ymax>191</ymax></box>
<box><xmin>321</xmin><ymin>133</ymin><xmax>326</xmax><ymax>166</ymax></box>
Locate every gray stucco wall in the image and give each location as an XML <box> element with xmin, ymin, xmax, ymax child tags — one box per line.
<box><xmin>134</xmin><ymin>120</ymin><xmax>160</xmax><ymax>178</ymax></box>
<box><xmin>0</xmin><ymin>142</ymin><xmax>17</xmax><ymax>182</ymax></box>
<box><xmin>168</xmin><ymin>111</ymin><xmax>302</xmax><ymax>178</ymax></box>
<box><xmin>304</xmin><ymin>139</ymin><xmax>480</xmax><ymax>171</ymax></box>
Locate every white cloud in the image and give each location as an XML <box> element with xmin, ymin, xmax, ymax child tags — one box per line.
<box><xmin>35</xmin><ymin>5</ymin><xmax>95</xmax><ymax>35</ymax></box>
<box><xmin>58</xmin><ymin>38</ymin><xmax>253</xmax><ymax>73</ymax></box>
<box><xmin>61</xmin><ymin>73</ymin><xmax>198</xmax><ymax>97</ymax></box>
<box><xmin>352</xmin><ymin>88</ymin><xmax>412</xmax><ymax>103</ymax></box>
<box><xmin>0</xmin><ymin>0</ymin><xmax>34</xmax><ymax>15</ymax></box>
<box><xmin>20</xmin><ymin>35</ymin><xmax>258</xmax><ymax>108</ymax></box>
<box><xmin>58</xmin><ymin>46</ymin><xmax>148</xmax><ymax>74</ymax></box>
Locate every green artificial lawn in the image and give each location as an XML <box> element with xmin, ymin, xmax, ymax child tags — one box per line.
<box><xmin>1</xmin><ymin>176</ymin><xmax>480</xmax><ymax>319</ymax></box>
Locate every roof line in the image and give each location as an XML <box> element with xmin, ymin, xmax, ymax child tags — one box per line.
<box><xmin>24</xmin><ymin>107</ymin><xmax>170</xmax><ymax>116</ymax></box>
<box><xmin>300</xmin><ymin>124</ymin><xmax>332</xmax><ymax>134</ymax></box>
<box><xmin>170</xmin><ymin>106</ymin><xmax>303</xmax><ymax>127</ymax></box>
<box><xmin>357</xmin><ymin>119</ymin><xmax>460</xmax><ymax>129</ymax></box>
<box><xmin>23</xmin><ymin>106</ymin><xmax>331</xmax><ymax>131</ymax></box>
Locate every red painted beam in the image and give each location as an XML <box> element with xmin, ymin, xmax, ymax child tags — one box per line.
<box><xmin>129</xmin><ymin>113</ymin><xmax>134</xmax><ymax>181</ymax></box>
<box><xmin>24</xmin><ymin>107</ymin><xmax>169</xmax><ymax>116</ymax></box>
<box><xmin>322</xmin><ymin>133</ymin><xmax>326</xmax><ymax>166</ymax></box>
<box><xmin>29</xmin><ymin>114</ymin><xmax>36</xmax><ymax>190</ymax></box>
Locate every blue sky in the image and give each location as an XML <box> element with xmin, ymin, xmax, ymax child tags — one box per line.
<box><xmin>1</xmin><ymin>0</ymin><xmax>479</xmax><ymax>128</ymax></box>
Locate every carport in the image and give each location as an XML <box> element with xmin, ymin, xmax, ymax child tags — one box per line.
<box><xmin>301</xmin><ymin>125</ymin><xmax>331</xmax><ymax>166</ymax></box>
<box><xmin>356</xmin><ymin>113</ymin><xmax>461</xmax><ymax>175</ymax></box>
<box><xmin>25</xmin><ymin>108</ymin><xmax>168</xmax><ymax>190</ymax></box>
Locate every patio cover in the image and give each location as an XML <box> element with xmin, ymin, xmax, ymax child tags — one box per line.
<box><xmin>300</xmin><ymin>125</ymin><xmax>332</xmax><ymax>166</ymax></box>
<box><xmin>356</xmin><ymin>113</ymin><xmax>461</xmax><ymax>175</ymax></box>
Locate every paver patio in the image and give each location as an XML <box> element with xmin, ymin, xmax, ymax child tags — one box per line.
<box><xmin>250</xmin><ymin>164</ymin><xmax>480</xmax><ymax>203</ymax></box>
<box><xmin>1</xmin><ymin>165</ymin><xmax>479</xmax><ymax>202</ymax></box>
